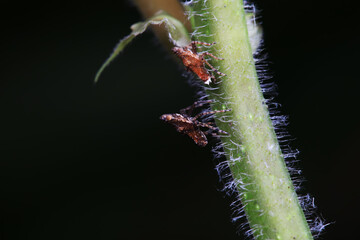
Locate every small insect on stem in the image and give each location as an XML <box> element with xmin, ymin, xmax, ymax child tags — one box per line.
<box><xmin>172</xmin><ymin>41</ymin><xmax>226</xmax><ymax>85</ymax></box>
<box><xmin>160</xmin><ymin>100</ymin><xmax>231</xmax><ymax>147</ymax></box>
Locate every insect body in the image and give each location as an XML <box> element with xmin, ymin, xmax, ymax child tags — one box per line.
<box><xmin>172</xmin><ymin>41</ymin><xmax>226</xmax><ymax>85</ymax></box>
<box><xmin>160</xmin><ymin>100</ymin><xmax>231</xmax><ymax>147</ymax></box>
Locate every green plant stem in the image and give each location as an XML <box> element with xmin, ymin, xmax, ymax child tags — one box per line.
<box><xmin>191</xmin><ymin>1</ymin><xmax>313</xmax><ymax>239</ymax></box>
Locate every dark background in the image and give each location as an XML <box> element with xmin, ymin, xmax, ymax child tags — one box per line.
<box><xmin>1</xmin><ymin>0</ymin><xmax>358</xmax><ymax>239</ymax></box>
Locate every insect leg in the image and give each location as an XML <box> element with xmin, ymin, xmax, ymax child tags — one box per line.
<box><xmin>202</xmin><ymin>57</ymin><xmax>227</xmax><ymax>77</ymax></box>
<box><xmin>192</xmin><ymin>41</ymin><xmax>216</xmax><ymax>46</ymax></box>
<box><xmin>191</xmin><ymin>41</ymin><xmax>215</xmax><ymax>54</ymax></box>
<box><xmin>202</xmin><ymin>52</ymin><xmax>224</xmax><ymax>60</ymax></box>
<box><xmin>196</xmin><ymin>121</ymin><xmax>229</xmax><ymax>135</ymax></box>
<box><xmin>204</xmin><ymin>130</ymin><xmax>224</xmax><ymax>138</ymax></box>
<box><xmin>193</xmin><ymin>109</ymin><xmax>231</xmax><ymax>120</ymax></box>
<box><xmin>190</xmin><ymin>41</ymin><xmax>197</xmax><ymax>53</ymax></box>
<box><xmin>180</xmin><ymin>100</ymin><xmax>213</xmax><ymax>115</ymax></box>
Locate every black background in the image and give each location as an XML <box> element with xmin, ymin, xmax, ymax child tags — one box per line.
<box><xmin>1</xmin><ymin>0</ymin><xmax>359</xmax><ymax>239</ymax></box>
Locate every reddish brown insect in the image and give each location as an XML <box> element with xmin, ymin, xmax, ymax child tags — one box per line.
<box><xmin>172</xmin><ymin>41</ymin><xmax>226</xmax><ymax>84</ymax></box>
<box><xmin>160</xmin><ymin>100</ymin><xmax>231</xmax><ymax>147</ymax></box>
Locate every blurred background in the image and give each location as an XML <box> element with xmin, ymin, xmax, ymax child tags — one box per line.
<box><xmin>1</xmin><ymin>0</ymin><xmax>358</xmax><ymax>239</ymax></box>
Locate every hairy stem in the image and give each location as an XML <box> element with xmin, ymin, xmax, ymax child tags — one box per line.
<box><xmin>190</xmin><ymin>0</ymin><xmax>313</xmax><ymax>239</ymax></box>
